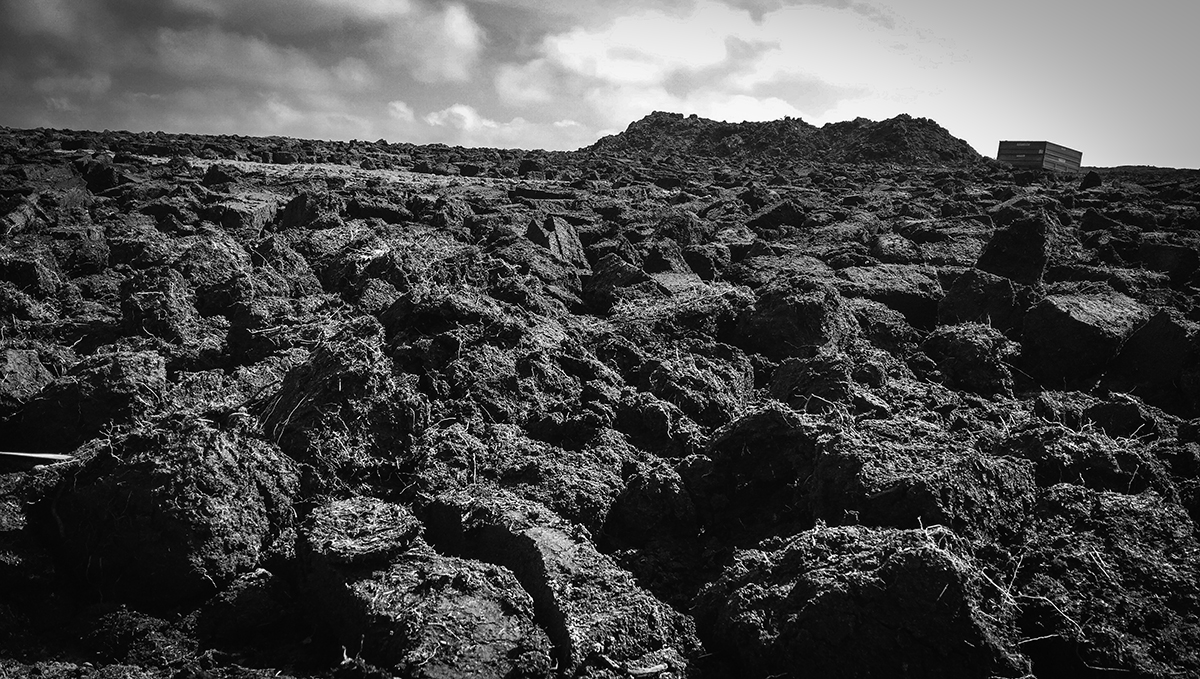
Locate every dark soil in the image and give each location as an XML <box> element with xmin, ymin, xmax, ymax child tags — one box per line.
<box><xmin>1</xmin><ymin>114</ymin><xmax>1199</xmax><ymax>679</ymax></box>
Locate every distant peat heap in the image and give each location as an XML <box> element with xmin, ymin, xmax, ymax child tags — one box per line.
<box><xmin>587</xmin><ymin>111</ymin><xmax>983</xmax><ymax>166</ymax></box>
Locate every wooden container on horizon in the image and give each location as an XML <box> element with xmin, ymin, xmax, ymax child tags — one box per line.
<box><xmin>997</xmin><ymin>140</ymin><xmax>1083</xmax><ymax>171</ymax></box>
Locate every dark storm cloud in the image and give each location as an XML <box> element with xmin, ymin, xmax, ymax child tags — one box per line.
<box><xmin>0</xmin><ymin>0</ymin><xmax>488</xmax><ymax>137</ymax></box>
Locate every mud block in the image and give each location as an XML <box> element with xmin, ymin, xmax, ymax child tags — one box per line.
<box><xmin>847</xmin><ymin>297</ymin><xmax>920</xmax><ymax>351</ymax></box>
<box><xmin>639</xmin><ymin>237</ymin><xmax>690</xmax><ymax>274</ymax></box>
<box><xmin>0</xmin><ymin>474</ymin><xmax>56</xmax><ymax>626</ymax></box>
<box><xmin>28</xmin><ymin>419</ymin><xmax>299</xmax><ymax>609</ymax></box>
<box><xmin>175</xmin><ymin>229</ymin><xmax>253</xmax><ymax>315</ymax></box>
<box><xmin>304</xmin><ymin>497</ymin><xmax>423</xmax><ymax>568</ymax></box>
<box><xmin>193</xmin><ymin>569</ymin><xmax>301</xmax><ymax>646</ymax></box>
<box><xmin>611</xmin><ymin>282</ymin><xmax>753</xmax><ymax>342</ymax></box>
<box><xmin>424</xmin><ymin>488</ymin><xmax>701</xmax><ymax>676</ymax></box>
<box><xmin>769</xmin><ymin>351</ymin><xmax>855</xmax><ymax>412</ymax></box>
<box><xmin>298</xmin><ymin>496</ymin><xmax>552</xmax><ymax>678</ymax></box>
<box><xmin>1021</xmin><ymin>291</ymin><xmax>1149</xmax><ymax>387</ymax></box>
<box><xmin>78</xmin><ymin>608</ymin><xmax>193</xmax><ymax>667</ymax></box>
<box><xmin>427</xmin><ymin>194</ymin><xmax>473</xmax><ymax>233</ymax></box>
<box><xmin>281</xmin><ymin>190</ymin><xmax>346</xmax><ymax>230</ymax></box>
<box><xmin>735</xmin><ymin>277</ymin><xmax>859</xmax><ymax>360</ymax></box>
<box><xmin>0</xmin><ymin>350</ymin><xmax>165</xmax><ymax>453</ymax></box>
<box><xmin>1081</xmin><ymin>395</ymin><xmax>1175</xmax><ymax>440</ymax></box>
<box><xmin>938</xmin><ymin>267</ymin><xmax>1034</xmax><ymax>335</ymax></box>
<box><xmin>681</xmin><ymin>243</ymin><xmax>730</xmax><ymax>281</ymax></box>
<box><xmin>724</xmin><ymin>251</ymin><xmax>833</xmax><ymax>290</ymax></box>
<box><xmin>1014</xmin><ymin>485</ymin><xmax>1200</xmax><ymax>677</ymax></box>
<box><xmin>1105</xmin><ymin>309</ymin><xmax>1200</xmax><ymax>417</ymax></box>
<box><xmin>994</xmin><ymin>424</ymin><xmax>1173</xmax><ymax>495</ymax></box>
<box><xmin>1137</xmin><ymin>237</ymin><xmax>1199</xmax><ymax>286</ymax></box>
<box><xmin>869</xmin><ymin>232</ymin><xmax>923</xmax><ymax>264</ymax></box>
<box><xmin>603</xmin><ymin>459</ymin><xmax>699</xmax><ymax>547</ymax></box>
<box><xmin>120</xmin><ymin>266</ymin><xmax>199</xmax><ymax>343</ymax></box>
<box><xmin>614</xmin><ymin>390</ymin><xmax>706</xmax><ymax>458</ymax></box>
<box><xmin>201</xmin><ymin>163</ymin><xmax>242</xmax><ymax>186</ymax></box>
<box><xmin>586</xmin><ymin>234</ymin><xmax>642</xmax><ymax>270</ymax></box>
<box><xmin>815</xmin><ymin>417</ymin><xmax>1037</xmax><ymax>542</ymax></box>
<box><xmin>257</xmin><ymin>317</ymin><xmax>428</xmax><ymax>461</ymax></box>
<box><xmin>975</xmin><ymin>211</ymin><xmax>1049</xmax><ymax>285</ymax></box>
<box><xmin>922</xmin><ymin>322</ymin><xmax>1020</xmax><ymax>396</ymax></box>
<box><xmin>526</xmin><ymin>215</ymin><xmax>589</xmax><ymax>272</ymax></box>
<box><xmin>207</xmin><ymin>192</ymin><xmax>282</xmax><ymax>238</ymax></box>
<box><xmin>654</xmin><ymin>206</ymin><xmax>716</xmax><ymax>247</ymax></box>
<box><xmin>0</xmin><ymin>249</ymin><xmax>62</xmax><ymax>298</ymax></box>
<box><xmin>746</xmin><ymin>198</ymin><xmax>807</xmax><ymax>235</ymax></box>
<box><xmin>697</xmin><ymin>525</ymin><xmax>1030</xmax><ymax>679</ymax></box>
<box><xmin>686</xmin><ymin>403</ymin><xmax>829</xmax><ymax>540</ymax></box>
<box><xmin>0</xmin><ymin>196</ymin><xmax>43</xmax><ymax>238</ymax></box>
<box><xmin>304</xmin><ymin>539</ymin><xmax>550</xmax><ymax>678</ymax></box>
<box><xmin>0</xmin><ymin>348</ymin><xmax>53</xmax><ymax>413</ymax></box>
<box><xmin>249</xmin><ymin>235</ymin><xmax>323</xmax><ymax>297</ymax></box>
<box><xmin>583</xmin><ymin>253</ymin><xmax>655</xmax><ymax>312</ymax></box>
<box><xmin>411</xmin><ymin>425</ymin><xmax>626</xmax><ymax>536</ymax></box>
<box><xmin>110</xmin><ymin>212</ymin><xmax>175</xmax><ymax>266</ymax></box>
<box><xmin>640</xmin><ymin>341</ymin><xmax>754</xmax><ymax>428</ymax></box>
<box><xmin>350</xmin><ymin>193</ymin><xmax>413</xmax><ymax>225</ymax></box>
<box><xmin>834</xmin><ymin>263</ymin><xmax>943</xmax><ymax>329</ymax></box>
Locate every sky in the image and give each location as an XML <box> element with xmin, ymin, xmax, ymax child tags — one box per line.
<box><xmin>0</xmin><ymin>0</ymin><xmax>1195</xmax><ymax>168</ymax></box>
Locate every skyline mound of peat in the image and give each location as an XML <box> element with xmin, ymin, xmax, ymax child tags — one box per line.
<box><xmin>587</xmin><ymin>111</ymin><xmax>984</xmax><ymax>165</ymax></box>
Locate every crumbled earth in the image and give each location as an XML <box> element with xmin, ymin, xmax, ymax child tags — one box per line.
<box><xmin>1</xmin><ymin>114</ymin><xmax>1199</xmax><ymax>679</ymax></box>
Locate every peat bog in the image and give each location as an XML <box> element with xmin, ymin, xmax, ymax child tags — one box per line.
<box><xmin>2</xmin><ymin>113</ymin><xmax>1200</xmax><ymax>678</ymax></box>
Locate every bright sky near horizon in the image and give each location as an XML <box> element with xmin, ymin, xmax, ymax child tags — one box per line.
<box><xmin>0</xmin><ymin>0</ymin><xmax>1194</xmax><ymax>168</ymax></box>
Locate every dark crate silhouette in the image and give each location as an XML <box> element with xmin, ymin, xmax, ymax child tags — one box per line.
<box><xmin>997</xmin><ymin>140</ymin><xmax>1083</xmax><ymax>171</ymax></box>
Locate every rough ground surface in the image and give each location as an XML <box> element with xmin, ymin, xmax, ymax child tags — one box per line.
<box><xmin>1</xmin><ymin>113</ymin><xmax>1199</xmax><ymax>678</ymax></box>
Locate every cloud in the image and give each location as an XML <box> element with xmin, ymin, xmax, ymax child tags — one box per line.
<box><xmin>0</xmin><ymin>0</ymin><xmax>891</xmax><ymax>144</ymax></box>
<box><xmin>661</xmin><ymin>36</ymin><xmax>778</xmax><ymax>97</ymax></box>
<box><xmin>746</xmin><ymin>73</ymin><xmax>868</xmax><ymax>118</ymax></box>
<box><xmin>156</xmin><ymin>0</ymin><xmax>417</xmax><ymax>35</ymax></box>
<box><xmin>717</xmin><ymin>3</ymin><xmax>935</xmax><ymax>99</ymax></box>
<box><xmin>485</xmin><ymin>0</ymin><xmax>872</xmax><ymax>142</ymax></box>
<box><xmin>0</xmin><ymin>0</ymin><xmax>494</xmax><ymax>137</ymax></box>
<box><xmin>724</xmin><ymin>0</ymin><xmax>895</xmax><ymax>27</ymax></box>
<box><xmin>424</xmin><ymin>103</ymin><xmax>500</xmax><ymax>131</ymax></box>
<box><xmin>31</xmin><ymin>73</ymin><xmax>113</xmax><ymax>115</ymax></box>
<box><xmin>495</xmin><ymin>59</ymin><xmax>559</xmax><ymax>105</ymax></box>
<box><xmin>419</xmin><ymin>103</ymin><xmax>597</xmax><ymax>149</ymax></box>
<box><xmin>1</xmin><ymin>0</ymin><xmax>81</xmax><ymax>38</ymax></box>
<box><xmin>334</xmin><ymin>58</ymin><xmax>377</xmax><ymax>90</ymax></box>
<box><xmin>387</xmin><ymin>100</ymin><xmax>416</xmax><ymax>122</ymax></box>
<box><xmin>542</xmin><ymin>2</ymin><xmax>754</xmax><ymax>86</ymax></box>
<box><xmin>686</xmin><ymin>93</ymin><xmax>808</xmax><ymax>122</ymax></box>
<box><xmin>103</xmin><ymin>87</ymin><xmax>378</xmax><ymax>140</ymax></box>
<box><xmin>151</xmin><ymin>28</ymin><xmax>335</xmax><ymax>92</ymax></box>
<box><xmin>33</xmin><ymin>73</ymin><xmax>113</xmax><ymax>98</ymax></box>
<box><xmin>306</xmin><ymin>0</ymin><xmax>414</xmax><ymax>20</ymax></box>
<box><xmin>416</xmin><ymin>4</ymin><xmax>485</xmax><ymax>82</ymax></box>
<box><xmin>366</xmin><ymin>2</ymin><xmax>485</xmax><ymax>83</ymax></box>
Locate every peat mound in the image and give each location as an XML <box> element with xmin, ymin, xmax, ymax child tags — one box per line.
<box><xmin>588</xmin><ymin>111</ymin><xmax>983</xmax><ymax>165</ymax></box>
